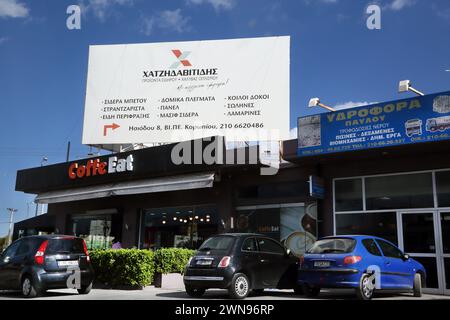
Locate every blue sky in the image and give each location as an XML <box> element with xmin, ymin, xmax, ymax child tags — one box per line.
<box><xmin>0</xmin><ymin>0</ymin><xmax>449</xmax><ymax>237</ymax></box>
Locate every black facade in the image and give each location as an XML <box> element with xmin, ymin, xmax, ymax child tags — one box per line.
<box><xmin>14</xmin><ymin>137</ymin><xmax>317</xmax><ymax>253</ymax></box>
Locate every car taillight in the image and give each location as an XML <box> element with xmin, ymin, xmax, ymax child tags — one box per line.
<box><xmin>34</xmin><ymin>240</ymin><xmax>48</xmax><ymax>265</ymax></box>
<box><xmin>344</xmin><ymin>255</ymin><xmax>362</xmax><ymax>265</ymax></box>
<box><xmin>218</xmin><ymin>256</ymin><xmax>231</xmax><ymax>268</ymax></box>
<box><xmin>82</xmin><ymin>240</ymin><xmax>90</xmax><ymax>262</ymax></box>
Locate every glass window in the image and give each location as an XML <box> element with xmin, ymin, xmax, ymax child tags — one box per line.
<box><xmin>199</xmin><ymin>236</ymin><xmax>234</xmax><ymax>252</ymax></box>
<box><xmin>365</xmin><ymin>173</ymin><xmax>433</xmax><ymax>210</ymax></box>
<box><xmin>334</xmin><ymin>179</ymin><xmax>363</xmax><ymax>212</ymax></box>
<box><xmin>377</xmin><ymin>239</ymin><xmax>404</xmax><ymax>259</ymax></box>
<box><xmin>2</xmin><ymin>240</ymin><xmax>21</xmax><ymax>260</ymax></box>
<box><xmin>414</xmin><ymin>257</ymin><xmax>439</xmax><ymax>289</ymax></box>
<box><xmin>362</xmin><ymin>239</ymin><xmax>382</xmax><ymax>256</ymax></box>
<box><xmin>402</xmin><ymin>213</ymin><xmax>436</xmax><ymax>253</ymax></box>
<box><xmin>257</xmin><ymin>238</ymin><xmax>285</xmax><ymax>255</ymax></box>
<box><xmin>436</xmin><ymin>171</ymin><xmax>450</xmax><ymax>207</ymax></box>
<box><xmin>46</xmin><ymin>238</ymin><xmax>85</xmax><ymax>255</ymax></box>
<box><xmin>335</xmin><ymin>212</ymin><xmax>398</xmax><ymax>245</ymax></box>
<box><xmin>445</xmin><ymin>258</ymin><xmax>450</xmax><ymax>290</ymax></box>
<box><xmin>236</xmin><ymin>208</ymin><xmax>280</xmax><ymax>239</ymax></box>
<box><xmin>441</xmin><ymin>212</ymin><xmax>450</xmax><ymax>254</ymax></box>
<box><xmin>280</xmin><ymin>204</ymin><xmax>318</xmax><ymax>257</ymax></box>
<box><xmin>70</xmin><ymin>214</ymin><xmax>118</xmax><ymax>250</ymax></box>
<box><xmin>141</xmin><ymin>206</ymin><xmax>218</xmax><ymax>249</ymax></box>
<box><xmin>16</xmin><ymin>239</ymin><xmax>32</xmax><ymax>256</ymax></box>
<box><xmin>242</xmin><ymin>238</ymin><xmax>257</xmax><ymax>252</ymax></box>
<box><xmin>307</xmin><ymin>238</ymin><xmax>356</xmax><ymax>254</ymax></box>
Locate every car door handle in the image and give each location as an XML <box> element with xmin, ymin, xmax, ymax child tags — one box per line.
<box><xmin>260</xmin><ymin>259</ymin><xmax>266</xmax><ymax>263</ymax></box>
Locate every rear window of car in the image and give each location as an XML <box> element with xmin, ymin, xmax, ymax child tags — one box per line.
<box><xmin>307</xmin><ymin>238</ymin><xmax>356</xmax><ymax>254</ymax></box>
<box><xmin>198</xmin><ymin>236</ymin><xmax>235</xmax><ymax>251</ymax></box>
<box><xmin>46</xmin><ymin>238</ymin><xmax>85</xmax><ymax>254</ymax></box>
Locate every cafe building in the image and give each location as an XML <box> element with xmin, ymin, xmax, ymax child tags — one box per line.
<box><xmin>14</xmin><ymin>91</ymin><xmax>450</xmax><ymax>295</ymax></box>
<box><xmin>14</xmin><ymin>137</ymin><xmax>319</xmax><ymax>255</ymax></box>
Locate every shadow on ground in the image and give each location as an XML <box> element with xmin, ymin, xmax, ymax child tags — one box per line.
<box><xmin>0</xmin><ymin>290</ymin><xmax>79</xmax><ymax>299</ymax></box>
<box><xmin>156</xmin><ymin>289</ymin><xmax>416</xmax><ymax>300</ymax></box>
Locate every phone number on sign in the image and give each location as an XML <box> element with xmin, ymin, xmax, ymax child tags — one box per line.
<box><xmin>220</xmin><ymin>123</ymin><xmax>265</xmax><ymax>129</ymax></box>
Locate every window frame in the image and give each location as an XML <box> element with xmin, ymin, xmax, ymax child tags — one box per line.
<box><xmin>376</xmin><ymin>239</ymin><xmax>405</xmax><ymax>260</ymax></box>
<box><xmin>256</xmin><ymin>237</ymin><xmax>286</xmax><ymax>255</ymax></box>
<box><xmin>362</xmin><ymin>238</ymin><xmax>382</xmax><ymax>257</ymax></box>
<box><xmin>2</xmin><ymin>240</ymin><xmax>22</xmax><ymax>260</ymax></box>
<box><xmin>241</xmin><ymin>237</ymin><xmax>258</xmax><ymax>253</ymax></box>
<box><xmin>333</xmin><ymin>169</ymin><xmax>450</xmax><ymax>237</ymax></box>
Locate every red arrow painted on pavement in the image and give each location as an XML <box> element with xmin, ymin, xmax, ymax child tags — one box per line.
<box><xmin>103</xmin><ymin>123</ymin><xmax>120</xmax><ymax>136</ymax></box>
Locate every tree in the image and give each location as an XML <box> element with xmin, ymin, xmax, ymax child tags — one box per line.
<box><xmin>0</xmin><ymin>236</ymin><xmax>8</xmax><ymax>252</ymax></box>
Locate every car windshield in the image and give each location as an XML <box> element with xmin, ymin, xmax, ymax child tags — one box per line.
<box><xmin>198</xmin><ymin>236</ymin><xmax>234</xmax><ymax>251</ymax></box>
<box><xmin>307</xmin><ymin>238</ymin><xmax>356</xmax><ymax>254</ymax></box>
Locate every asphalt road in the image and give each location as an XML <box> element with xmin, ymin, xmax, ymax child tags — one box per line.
<box><xmin>0</xmin><ymin>287</ymin><xmax>449</xmax><ymax>300</ymax></box>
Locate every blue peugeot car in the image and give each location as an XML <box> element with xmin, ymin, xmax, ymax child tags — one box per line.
<box><xmin>298</xmin><ymin>235</ymin><xmax>426</xmax><ymax>300</ymax></box>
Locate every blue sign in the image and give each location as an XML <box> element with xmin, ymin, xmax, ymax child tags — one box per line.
<box><xmin>297</xmin><ymin>91</ymin><xmax>450</xmax><ymax>157</ymax></box>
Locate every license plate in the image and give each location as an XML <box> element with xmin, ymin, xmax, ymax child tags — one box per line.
<box><xmin>196</xmin><ymin>260</ymin><xmax>212</xmax><ymax>266</ymax></box>
<box><xmin>314</xmin><ymin>261</ymin><xmax>330</xmax><ymax>268</ymax></box>
<box><xmin>58</xmin><ymin>260</ymin><xmax>79</xmax><ymax>267</ymax></box>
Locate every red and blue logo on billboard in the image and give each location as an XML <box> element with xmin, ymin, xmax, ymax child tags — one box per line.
<box><xmin>170</xmin><ymin>49</ymin><xmax>192</xmax><ymax>69</ymax></box>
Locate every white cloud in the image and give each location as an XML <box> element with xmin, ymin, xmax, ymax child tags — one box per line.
<box><xmin>141</xmin><ymin>9</ymin><xmax>191</xmax><ymax>36</ymax></box>
<box><xmin>0</xmin><ymin>0</ymin><xmax>29</xmax><ymax>18</ymax></box>
<box><xmin>186</xmin><ymin>0</ymin><xmax>235</xmax><ymax>11</ymax></box>
<box><xmin>432</xmin><ymin>4</ymin><xmax>450</xmax><ymax>21</ymax></box>
<box><xmin>386</xmin><ymin>0</ymin><xmax>415</xmax><ymax>11</ymax></box>
<box><xmin>79</xmin><ymin>0</ymin><xmax>134</xmax><ymax>21</ymax></box>
<box><xmin>333</xmin><ymin>101</ymin><xmax>377</xmax><ymax>110</ymax></box>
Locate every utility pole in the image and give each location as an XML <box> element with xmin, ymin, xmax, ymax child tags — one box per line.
<box><xmin>6</xmin><ymin>208</ymin><xmax>17</xmax><ymax>246</ymax></box>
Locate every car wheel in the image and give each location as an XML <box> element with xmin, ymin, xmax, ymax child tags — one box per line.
<box><xmin>185</xmin><ymin>286</ymin><xmax>206</xmax><ymax>298</ymax></box>
<box><xmin>303</xmin><ymin>284</ymin><xmax>320</xmax><ymax>297</ymax></box>
<box><xmin>413</xmin><ymin>273</ymin><xmax>422</xmax><ymax>297</ymax></box>
<box><xmin>229</xmin><ymin>273</ymin><xmax>250</xmax><ymax>299</ymax></box>
<box><xmin>22</xmin><ymin>276</ymin><xmax>42</xmax><ymax>298</ymax></box>
<box><xmin>77</xmin><ymin>282</ymin><xmax>93</xmax><ymax>295</ymax></box>
<box><xmin>356</xmin><ymin>273</ymin><xmax>375</xmax><ymax>300</ymax></box>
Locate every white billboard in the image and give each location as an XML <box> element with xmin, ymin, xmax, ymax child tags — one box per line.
<box><xmin>82</xmin><ymin>36</ymin><xmax>290</xmax><ymax>145</ymax></box>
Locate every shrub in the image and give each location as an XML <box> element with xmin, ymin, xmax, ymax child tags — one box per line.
<box><xmin>90</xmin><ymin>249</ymin><xmax>155</xmax><ymax>287</ymax></box>
<box><xmin>154</xmin><ymin>248</ymin><xmax>196</xmax><ymax>274</ymax></box>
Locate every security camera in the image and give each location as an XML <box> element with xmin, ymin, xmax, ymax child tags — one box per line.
<box><xmin>308</xmin><ymin>98</ymin><xmax>320</xmax><ymax>108</ymax></box>
<box><xmin>398</xmin><ymin>80</ymin><xmax>410</xmax><ymax>93</ymax></box>
<box><xmin>398</xmin><ymin>80</ymin><xmax>424</xmax><ymax>96</ymax></box>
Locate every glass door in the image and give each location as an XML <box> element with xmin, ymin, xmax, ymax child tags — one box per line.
<box><xmin>438</xmin><ymin>211</ymin><xmax>450</xmax><ymax>295</ymax></box>
<box><xmin>398</xmin><ymin>211</ymin><xmax>441</xmax><ymax>294</ymax></box>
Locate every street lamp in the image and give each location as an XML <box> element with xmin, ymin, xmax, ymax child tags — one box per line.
<box><xmin>308</xmin><ymin>97</ymin><xmax>336</xmax><ymax>112</ymax></box>
<box><xmin>6</xmin><ymin>208</ymin><xmax>17</xmax><ymax>246</ymax></box>
<box><xmin>398</xmin><ymin>80</ymin><xmax>425</xmax><ymax>96</ymax></box>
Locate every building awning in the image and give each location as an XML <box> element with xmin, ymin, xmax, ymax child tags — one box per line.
<box><xmin>35</xmin><ymin>172</ymin><xmax>215</xmax><ymax>204</ymax></box>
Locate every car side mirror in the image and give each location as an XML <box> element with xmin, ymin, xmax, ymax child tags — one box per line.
<box><xmin>403</xmin><ymin>254</ymin><xmax>410</xmax><ymax>261</ymax></box>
